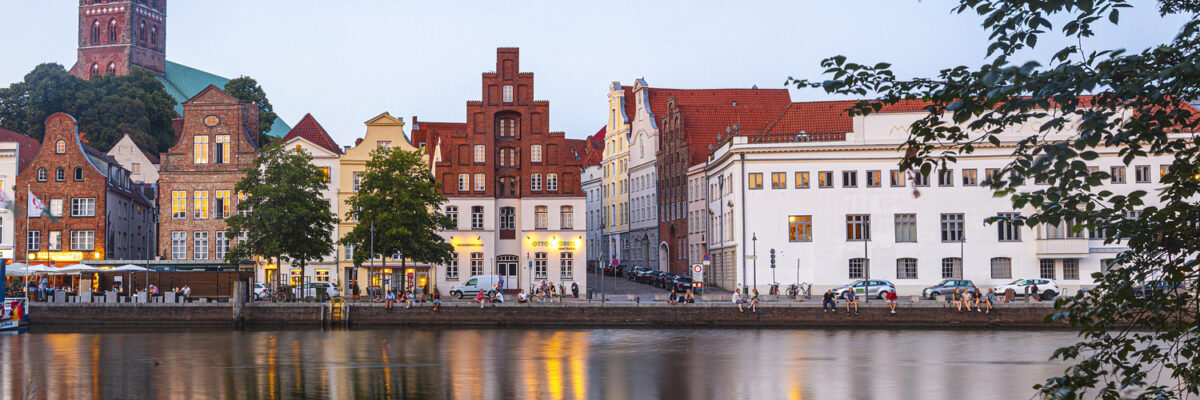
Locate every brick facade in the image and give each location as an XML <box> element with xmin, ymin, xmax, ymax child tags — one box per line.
<box><xmin>156</xmin><ymin>86</ymin><xmax>258</xmax><ymax>263</ymax></box>
<box><xmin>70</xmin><ymin>0</ymin><xmax>167</xmax><ymax>79</ymax></box>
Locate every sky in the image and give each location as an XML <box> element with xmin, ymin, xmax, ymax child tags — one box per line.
<box><xmin>0</xmin><ymin>1</ymin><xmax>1191</xmax><ymax>146</ymax></box>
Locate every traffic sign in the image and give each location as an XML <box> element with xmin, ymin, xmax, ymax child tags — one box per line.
<box><xmin>611</xmin><ymin>258</ymin><xmax>620</xmax><ymax>267</ymax></box>
<box><xmin>691</xmin><ymin>263</ymin><xmax>704</xmax><ymax>283</ymax></box>
<box><xmin>702</xmin><ymin>253</ymin><xmax>710</xmax><ymax>261</ymax></box>
<box><xmin>692</xmin><ymin>264</ymin><xmax>703</xmax><ymax>274</ymax></box>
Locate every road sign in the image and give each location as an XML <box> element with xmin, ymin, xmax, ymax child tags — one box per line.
<box><xmin>692</xmin><ymin>264</ymin><xmax>703</xmax><ymax>274</ymax></box>
<box><xmin>702</xmin><ymin>260</ymin><xmax>710</xmax><ymax>266</ymax></box>
<box><xmin>744</xmin><ymin>255</ymin><xmax>757</xmax><ymax>260</ymax></box>
<box><xmin>691</xmin><ymin>263</ymin><xmax>704</xmax><ymax>283</ymax></box>
<box><xmin>702</xmin><ymin>253</ymin><xmax>710</xmax><ymax>261</ymax></box>
<box><xmin>611</xmin><ymin>258</ymin><xmax>620</xmax><ymax>267</ymax></box>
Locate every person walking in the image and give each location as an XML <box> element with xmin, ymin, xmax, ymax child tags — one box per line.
<box><xmin>843</xmin><ymin>290</ymin><xmax>858</xmax><ymax>315</ymax></box>
<box><xmin>886</xmin><ymin>289</ymin><xmax>899</xmax><ymax>314</ymax></box>
<box><xmin>385</xmin><ymin>290</ymin><xmax>395</xmax><ymax>310</ymax></box>
<box><xmin>822</xmin><ymin>290</ymin><xmax>837</xmax><ymax>313</ymax></box>
<box><xmin>732</xmin><ymin>290</ymin><xmax>745</xmax><ymax>312</ymax></box>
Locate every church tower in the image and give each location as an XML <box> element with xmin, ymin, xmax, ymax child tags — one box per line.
<box><xmin>69</xmin><ymin>0</ymin><xmax>167</xmax><ymax>80</ymax></box>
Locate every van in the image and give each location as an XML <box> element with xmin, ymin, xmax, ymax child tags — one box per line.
<box><xmin>450</xmin><ymin>275</ymin><xmax>502</xmax><ymax>299</ymax></box>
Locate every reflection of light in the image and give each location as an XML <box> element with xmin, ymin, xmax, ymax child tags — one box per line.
<box><xmin>546</xmin><ymin>332</ymin><xmax>564</xmax><ymax>400</ymax></box>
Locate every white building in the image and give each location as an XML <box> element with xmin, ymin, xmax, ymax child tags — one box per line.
<box><xmin>707</xmin><ymin>101</ymin><xmax>1183</xmax><ymax>295</ymax></box>
<box><xmin>626</xmin><ymin>79</ymin><xmax>661</xmax><ymax>270</ymax></box>
<box><xmin>581</xmin><ymin>128</ymin><xmax>606</xmax><ymax>272</ymax></box>
<box><xmin>107</xmin><ymin>133</ymin><xmax>160</xmax><ymax>184</ymax></box>
<box><xmin>276</xmin><ymin>113</ymin><xmax>342</xmax><ymax>286</ymax></box>
<box><xmin>0</xmin><ymin>129</ymin><xmax>40</xmax><ymax>261</ymax></box>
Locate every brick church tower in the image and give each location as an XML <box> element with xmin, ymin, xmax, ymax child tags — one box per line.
<box><xmin>69</xmin><ymin>0</ymin><xmax>167</xmax><ymax>80</ymax></box>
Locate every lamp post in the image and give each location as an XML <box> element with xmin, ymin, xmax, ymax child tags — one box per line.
<box><xmin>752</xmin><ymin>233</ymin><xmax>757</xmax><ymax>294</ymax></box>
<box><xmin>863</xmin><ymin>218</ymin><xmax>870</xmax><ymax>304</ymax></box>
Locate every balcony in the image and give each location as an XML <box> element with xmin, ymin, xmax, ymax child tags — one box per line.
<box><xmin>1036</xmin><ymin>238</ymin><xmax>1090</xmax><ymax>257</ymax></box>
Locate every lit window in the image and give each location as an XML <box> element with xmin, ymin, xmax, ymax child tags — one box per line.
<box><xmin>474</xmin><ymin>173</ymin><xmax>485</xmax><ymax>192</ymax></box>
<box><xmin>194</xmin><ymin>191</ymin><xmax>209</xmax><ymax>219</ymax></box>
<box><xmin>788</xmin><ymin>215</ymin><xmax>812</xmax><ymax>242</ymax></box>
<box><xmin>534</xmin><ymin>252</ymin><xmax>547</xmax><ymax>279</ymax></box>
<box><xmin>846</xmin><ymin>214</ymin><xmax>870</xmax><ymax>241</ymax></box>
<box><xmin>215</xmin><ymin>135</ymin><xmax>231</xmax><ymax>164</ymax></box>
<box><xmin>866</xmin><ymin>170</ymin><xmax>881</xmax><ymax>187</ymax></box>
<box><xmin>47</xmin><ymin>231</ymin><xmax>62</xmax><ymax>251</ymax></box>
<box><xmin>193</xmin><ymin>136</ymin><xmax>209</xmax><ymax>164</ymax></box>
<box><xmin>795</xmin><ymin>172</ymin><xmax>810</xmax><ymax>188</ymax></box>
<box><xmin>889</xmin><ymin>170</ymin><xmax>904</xmax><ymax>187</ymax></box>
<box><xmin>535</xmin><ymin>206</ymin><xmax>548</xmax><ymax>229</ymax></box>
<box><xmin>474</xmin><ymin>145</ymin><xmax>486</xmax><ymax>163</ymax></box>
<box><xmin>961</xmin><ymin>169</ymin><xmax>978</xmax><ymax>186</ymax></box>
<box><xmin>748</xmin><ymin>173</ymin><xmax>763</xmax><ymax>189</ymax></box>
<box><xmin>818</xmin><ymin>171</ymin><xmax>833</xmax><ymax>188</ymax></box>
<box><xmin>531</xmin><ymin>145</ymin><xmax>542</xmax><ymax>163</ymax></box>
<box><xmin>215</xmin><ymin>190</ymin><xmax>231</xmax><ymax>219</ymax></box>
<box><xmin>172</xmin><ymin>191</ymin><xmax>187</xmax><ymax>219</ymax></box>
<box><xmin>547</xmin><ymin>173</ymin><xmax>558</xmax><ymax>192</ymax></box>
<box><xmin>237</xmin><ymin>191</ymin><xmax>251</xmax><ymax>217</ymax></box>
<box><xmin>458</xmin><ymin>174</ymin><xmax>469</xmax><ymax>192</ymax></box>
<box><xmin>55</xmin><ymin>140</ymin><xmax>66</xmax><ymax>154</ymax></box>
<box><xmin>771</xmin><ymin>172</ymin><xmax>786</xmax><ymax>189</ymax></box>
<box><xmin>49</xmin><ymin>198</ymin><xmax>63</xmax><ymax>217</ymax></box>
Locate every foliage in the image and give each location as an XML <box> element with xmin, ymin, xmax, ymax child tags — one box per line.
<box><xmin>225</xmin><ymin>144</ymin><xmax>337</xmax><ymax>274</ymax></box>
<box><xmin>223</xmin><ymin>76</ymin><xmax>279</xmax><ymax>140</ymax></box>
<box><xmin>339</xmin><ymin>147</ymin><xmax>454</xmax><ymax>269</ymax></box>
<box><xmin>0</xmin><ymin>63</ymin><xmax>177</xmax><ymax>153</ymax></box>
<box><xmin>789</xmin><ymin>0</ymin><xmax>1200</xmax><ymax>398</ymax></box>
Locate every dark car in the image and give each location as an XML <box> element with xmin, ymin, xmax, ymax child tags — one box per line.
<box><xmin>628</xmin><ymin>266</ymin><xmax>652</xmax><ymax>281</ymax></box>
<box><xmin>603</xmin><ymin>264</ymin><xmax>624</xmax><ymax>277</ymax></box>
<box><xmin>656</xmin><ymin>273</ymin><xmax>679</xmax><ymax>289</ymax></box>
<box><xmin>641</xmin><ymin>270</ymin><xmax>663</xmax><ymax>284</ymax></box>
<box><xmin>922</xmin><ymin>279</ymin><xmax>977</xmax><ymax>300</ymax></box>
<box><xmin>1133</xmin><ymin>280</ymin><xmax>1185</xmax><ymax>298</ymax></box>
<box><xmin>669</xmin><ymin>276</ymin><xmax>694</xmax><ymax>292</ymax></box>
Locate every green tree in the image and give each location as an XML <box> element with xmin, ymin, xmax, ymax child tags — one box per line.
<box><xmin>224</xmin><ymin>76</ymin><xmax>278</xmax><ymax>140</ymax></box>
<box><xmin>790</xmin><ymin>0</ymin><xmax>1200</xmax><ymax>397</ymax></box>
<box><xmin>340</xmin><ymin>147</ymin><xmax>454</xmax><ymax>290</ymax></box>
<box><xmin>225</xmin><ymin>144</ymin><xmax>337</xmax><ymax>286</ymax></box>
<box><xmin>0</xmin><ymin>63</ymin><xmax>177</xmax><ymax>153</ymax></box>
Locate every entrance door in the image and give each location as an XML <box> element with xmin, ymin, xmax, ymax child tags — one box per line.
<box><xmin>497</xmin><ymin>255</ymin><xmax>518</xmax><ymax>290</ymax></box>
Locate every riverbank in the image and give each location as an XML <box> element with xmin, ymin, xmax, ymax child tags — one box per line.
<box><xmin>28</xmin><ymin>301</ymin><xmax>1066</xmax><ymax>329</ymax></box>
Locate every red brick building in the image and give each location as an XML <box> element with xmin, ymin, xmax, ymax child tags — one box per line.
<box><xmin>156</xmin><ymin>86</ymin><xmax>259</xmax><ymax>266</ymax></box>
<box><xmin>15</xmin><ymin>113</ymin><xmax>157</xmax><ymax>265</ymax></box>
<box><xmin>410</xmin><ymin>48</ymin><xmax>589</xmax><ymax>293</ymax></box>
<box><xmin>69</xmin><ymin>0</ymin><xmax>167</xmax><ymax>79</ymax></box>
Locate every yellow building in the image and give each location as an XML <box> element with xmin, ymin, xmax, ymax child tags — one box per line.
<box><xmin>601</xmin><ymin>82</ymin><xmax>633</xmax><ymax>262</ymax></box>
<box><xmin>337</xmin><ymin>112</ymin><xmax>425</xmax><ymax>297</ymax></box>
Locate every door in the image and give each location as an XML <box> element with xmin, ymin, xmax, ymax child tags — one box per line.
<box><xmin>497</xmin><ymin>255</ymin><xmax>518</xmax><ymax>290</ymax></box>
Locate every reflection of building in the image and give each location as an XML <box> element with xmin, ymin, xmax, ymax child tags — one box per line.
<box><xmin>0</xmin><ymin>128</ymin><xmax>41</xmax><ymax>261</ymax></box>
<box><xmin>156</xmin><ymin>86</ymin><xmax>259</xmax><ymax>269</ymax></box>
<box><xmin>274</xmin><ymin>114</ymin><xmax>342</xmax><ymax>286</ymax></box>
<box><xmin>15</xmin><ymin>113</ymin><xmax>157</xmax><ymax>265</ymax></box>
<box><xmin>337</xmin><ymin>112</ymin><xmax>427</xmax><ymax>294</ymax></box>
<box><xmin>581</xmin><ymin>128</ymin><xmax>605</xmax><ymax>272</ymax></box>
<box><xmin>107</xmin><ymin>133</ymin><xmax>160</xmax><ymax>183</ymax></box>
<box><xmin>412</xmin><ymin>48</ymin><xmax>588</xmax><ymax>294</ymax></box>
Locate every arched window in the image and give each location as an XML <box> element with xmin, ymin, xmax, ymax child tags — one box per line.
<box><xmin>89</xmin><ymin>63</ymin><xmax>100</xmax><ymax>79</ymax></box>
<box><xmin>74</xmin><ymin>167</ymin><xmax>84</xmax><ymax>181</ymax></box>
<box><xmin>107</xmin><ymin>19</ymin><xmax>118</xmax><ymax>43</ymax></box>
<box><xmin>90</xmin><ymin>20</ymin><xmax>101</xmax><ymax>44</ymax></box>
<box><xmin>55</xmin><ymin>167</ymin><xmax>65</xmax><ymax>182</ymax></box>
<box><xmin>139</xmin><ymin>21</ymin><xmax>147</xmax><ymax>43</ymax></box>
<box><xmin>150</xmin><ymin>26</ymin><xmax>158</xmax><ymax>46</ymax></box>
<box><xmin>54</xmin><ymin>140</ymin><xmax>66</xmax><ymax>154</ymax></box>
<box><xmin>36</xmin><ymin>168</ymin><xmax>47</xmax><ymax>182</ymax></box>
<box><xmin>106</xmin><ymin>62</ymin><xmax>116</xmax><ymax>75</ymax></box>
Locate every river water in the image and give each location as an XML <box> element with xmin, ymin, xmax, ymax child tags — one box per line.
<box><xmin>0</xmin><ymin>327</ymin><xmax>1078</xmax><ymax>399</ymax></box>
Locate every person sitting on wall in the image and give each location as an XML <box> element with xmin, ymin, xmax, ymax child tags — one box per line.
<box><xmin>431</xmin><ymin>290</ymin><xmax>442</xmax><ymax>312</ymax></box>
<box><xmin>668</xmin><ymin>289</ymin><xmax>678</xmax><ymax>305</ymax></box>
<box><xmin>518</xmin><ymin>290</ymin><xmax>529</xmax><ymax>304</ymax></box>
<box><xmin>404</xmin><ymin>290</ymin><xmax>415</xmax><ymax>309</ymax></box>
<box><xmin>476</xmin><ymin>290</ymin><xmax>487</xmax><ymax>309</ymax></box>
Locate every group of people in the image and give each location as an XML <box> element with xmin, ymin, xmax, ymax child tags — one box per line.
<box><xmin>821</xmin><ymin>289</ymin><xmax>901</xmax><ymax>315</ymax></box>
<box><xmin>380</xmin><ymin>289</ymin><xmax>442</xmax><ymax>311</ymax></box>
<box><xmin>667</xmin><ymin>289</ymin><xmax>695</xmax><ymax>305</ymax></box>
<box><xmin>731</xmin><ymin>289</ymin><xmax>761</xmax><ymax>313</ymax></box>
<box><xmin>951</xmin><ymin>287</ymin><xmax>996</xmax><ymax>313</ymax></box>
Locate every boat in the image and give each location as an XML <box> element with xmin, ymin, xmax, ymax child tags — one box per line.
<box><xmin>1</xmin><ymin>298</ymin><xmax>29</xmax><ymax>331</ymax></box>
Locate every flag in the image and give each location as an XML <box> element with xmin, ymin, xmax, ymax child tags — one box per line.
<box><xmin>27</xmin><ymin>190</ymin><xmax>57</xmax><ymax>222</ymax></box>
<box><xmin>0</xmin><ymin>188</ymin><xmax>11</xmax><ymax>211</ymax></box>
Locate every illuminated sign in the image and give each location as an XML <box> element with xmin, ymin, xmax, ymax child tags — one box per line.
<box><xmin>28</xmin><ymin>251</ymin><xmax>96</xmax><ymax>262</ymax></box>
<box><xmin>451</xmin><ymin>236</ymin><xmax>484</xmax><ymax>248</ymax></box>
<box><xmin>526</xmin><ymin>236</ymin><xmax>584</xmax><ymax>251</ymax></box>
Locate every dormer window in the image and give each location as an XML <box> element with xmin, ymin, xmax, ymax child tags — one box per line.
<box><xmin>503</xmin><ymin>85</ymin><xmax>514</xmax><ymax>103</ymax></box>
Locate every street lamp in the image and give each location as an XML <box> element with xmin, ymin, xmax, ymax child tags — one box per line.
<box><xmin>751</xmin><ymin>233</ymin><xmax>757</xmax><ymax>295</ymax></box>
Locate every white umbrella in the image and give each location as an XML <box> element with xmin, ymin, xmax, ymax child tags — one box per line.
<box><xmin>5</xmin><ymin>263</ymin><xmax>35</xmax><ymax>277</ymax></box>
<box><xmin>107</xmin><ymin>264</ymin><xmax>148</xmax><ymax>272</ymax></box>
<box><xmin>55</xmin><ymin>264</ymin><xmax>102</xmax><ymax>275</ymax></box>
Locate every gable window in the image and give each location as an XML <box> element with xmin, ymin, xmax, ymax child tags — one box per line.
<box><xmin>503</xmin><ymin>85</ymin><xmax>514</xmax><ymax>103</ymax></box>
<box><xmin>132</xmin><ymin>163</ymin><xmax>141</xmax><ymax>174</ymax></box>
<box><xmin>73</xmin><ymin>167</ymin><xmax>84</xmax><ymax>181</ymax></box>
<box><xmin>56</xmin><ymin>140</ymin><xmax>66</xmax><ymax>154</ymax></box>
<box><xmin>215</xmin><ymin>135</ymin><xmax>231</xmax><ymax>164</ymax></box>
<box><xmin>546</xmin><ymin>173</ymin><xmax>558</xmax><ymax>192</ymax></box>
<box><xmin>193</xmin><ymin>136</ymin><xmax>209</xmax><ymax>164</ymax></box>
<box><xmin>473</xmin><ymin>145</ymin><xmax>486</xmax><ymax>163</ymax></box>
<box><xmin>531</xmin><ymin>145</ymin><xmax>543</xmax><ymax>163</ymax></box>
<box><xmin>748</xmin><ymin>173</ymin><xmax>763</xmax><ymax>189</ymax></box>
<box><xmin>498</xmin><ymin>118</ymin><xmax>516</xmax><ymax>137</ymax></box>
<box><xmin>37</xmin><ymin>168</ymin><xmax>46</xmax><ymax>182</ymax></box>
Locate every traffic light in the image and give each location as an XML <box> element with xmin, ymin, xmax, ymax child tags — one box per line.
<box><xmin>770</xmin><ymin>248</ymin><xmax>776</xmax><ymax>269</ymax></box>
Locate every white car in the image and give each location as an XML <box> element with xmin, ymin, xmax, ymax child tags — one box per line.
<box><xmin>252</xmin><ymin>283</ymin><xmax>270</xmax><ymax>300</ymax></box>
<box><xmin>293</xmin><ymin>282</ymin><xmax>335</xmax><ymax>300</ymax></box>
<box><xmin>994</xmin><ymin>279</ymin><xmax>1060</xmax><ymax>300</ymax></box>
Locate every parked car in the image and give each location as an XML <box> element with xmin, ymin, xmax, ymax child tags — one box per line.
<box><xmin>641</xmin><ymin>270</ymin><xmax>663</xmax><ymax>284</ymax></box>
<box><xmin>1132</xmin><ymin>280</ymin><xmax>1185</xmax><ymax>298</ymax></box>
<box><xmin>449</xmin><ymin>275</ymin><xmax>502</xmax><ymax>299</ymax></box>
<box><xmin>628</xmin><ymin>266</ymin><xmax>652</xmax><ymax>281</ymax></box>
<box><xmin>832</xmin><ymin>279</ymin><xmax>896</xmax><ymax>299</ymax></box>
<box><xmin>252</xmin><ymin>283</ymin><xmax>270</xmax><ymax>300</ymax></box>
<box><xmin>669</xmin><ymin>276</ymin><xmax>694</xmax><ymax>292</ymax></box>
<box><xmin>922</xmin><ymin>279</ymin><xmax>977</xmax><ymax>300</ymax></box>
<box><xmin>656</xmin><ymin>273</ymin><xmax>679</xmax><ymax>289</ymax></box>
<box><xmin>994</xmin><ymin>279</ymin><xmax>1060</xmax><ymax>300</ymax></box>
<box><xmin>292</xmin><ymin>282</ymin><xmax>334</xmax><ymax>300</ymax></box>
<box><xmin>603</xmin><ymin>264</ymin><xmax>624</xmax><ymax>277</ymax></box>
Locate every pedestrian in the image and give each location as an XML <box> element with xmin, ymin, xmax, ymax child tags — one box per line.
<box><xmin>749</xmin><ymin>289</ymin><xmax>760</xmax><ymax>313</ymax></box>
<box><xmin>732</xmin><ymin>290</ymin><xmax>745</xmax><ymax>312</ymax></box>
<box><xmin>385</xmin><ymin>290</ymin><xmax>395</xmax><ymax>310</ymax></box>
<box><xmin>886</xmin><ymin>289</ymin><xmax>898</xmax><ymax>314</ymax></box>
<box><xmin>558</xmin><ymin>282</ymin><xmax>566</xmax><ymax>301</ymax></box>
<box><xmin>983</xmin><ymin>288</ymin><xmax>995</xmax><ymax>314</ymax></box>
<box><xmin>432</xmin><ymin>290</ymin><xmax>441</xmax><ymax>312</ymax></box>
<box><xmin>822</xmin><ymin>290</ymin><xmax>837</xmax><ymax>313</ymax></box>
<box><xmin>843</xmin><ymin>290</ymin><xmax>858</xmax><ymax>315</ymax></box>
<box><xmin>952</xmin><ymin>288</ymin><xmax>963</xmax><ymax>312</ymax></box>
<box><xmin>668</xmin><ymin>289</ymin><xmax>678</xmax><ymax>305</ymax></box>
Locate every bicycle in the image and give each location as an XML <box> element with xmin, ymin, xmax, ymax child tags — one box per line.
<box><xmin>798</xmin><ymin>282</ymin><xmax>813</xmax><ymax>299</ymax></box>
<box><xmin>768</xmin><ymin>282</ymin><xmax>781</xmax><ymax>296</ymax></box>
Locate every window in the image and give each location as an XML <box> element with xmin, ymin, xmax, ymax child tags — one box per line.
<box><xmin>531</xmin><ymin>145</ymin><xmax>543</xmax><ymax>163</ymax></box>
<box><xmin>55</xmin><ymin>140</ymin><xmax>66</xmax><ymax>154</ymax></box>
<box><xmin>846</xmin><ymin>214</ymin><xmax>870</xmax><ymax>241</ymax></box>
<box><xmin>849</xmin><ymin>258</ymin><xmax>867</xmax><ymax>279</ymax></box>
<box><xmin>193</xmin><ymin>136</ymin><xmax>209</xmax><ymax>164</ymax></box>
<box><xmin>313</xmin><ymin>269</ymin><xmax>329</xmax><ymax>282</ymax></box>
<box><xmin>49</xmin><ymin>199</ymin><xmax>63</xmax><ymax>218</ymax></box>
<box><xmin>984</xmin><ymin>168</ymin><xmax>1000</xmax><ymax>184</ymax></box>
<box><xmin>547</xmin><ymin>173</ymin><xmax>558</xmax><ymax>192</ymax></box>
<box><xmin>473</xmin><ymin>145</ymin><xmax>486</xmax><ymax>163</ymax></box>
<box><xmin>37</xmin><ymin>168</ymin><xmax>46</xmax><ymax>182</ymax></box>
<box><xmin>842</xmin><ymin>171</ymin><xmax>857</xmax><ymax>188</ymax></box>
<box><xmin>474</xmin><ymin>173</ymin><xmax>485</xmax><ymax>192</ymax></box>
<box><xmin>215</xmin><ymin>135</ymin><xmax>231</xmax><ymax>164</ymax></box>
<box><xmin>535</xmin><ymin>206</ymin><xmax>548</xmax><ymax>229</ymax></box>
<box><xmin>894</xmin><ymin>214</ymin><xmax>917</xmax><ymax>242</ymax></box>
<box><xmin>132</xmin><ymin>163</ymin><xmax>141</xmax><ymax>175</ymax></box>
<box><xmin>238</xmin><ymin>191</ymin><xmax>251</xmax><ymax>217</ymax></box>
<box><xmin>997</xmin><ymin>212</ymin><xmax>1021</xmax><ymax>241</ymax></box>
<box><xmin>560</xmin><ymin>206</ymin><xmax>574</xmax><ymax>229</ymax></box>
<box><xmin>889</xmin><ymin>170</ymin><xmax>904</xmax><ymax>187</ymax></box>
<box><xmin>896</xmin><ymin>258</ymin><xmax>918</xmax><ymax>279</ymax></box>
<box><xmin>471</xmin><ymin>206</ymin><xmax>484</xmax><ymax>230</ymax></box>
<box><xmin>445</xmin><ymin>258</ymin><xmax>460</xmax><ymax>280</ymax></box>
<box><xmin>55</xmin><ymin>168</ymin><xmax>64</xmax><ymax>182</ymax></box>
<box><xmin>138</xmin><ymin>21</ymin><xmax>146</xmax><ymax>42</ymax></box>
<box><xmin>458</xmin><ymin>174</ymin><xmax>469</xmax><ymax>192</ymax></box>
<box><xmin>90</xmin><ymin>20</ymin><xmax>101</xmax><ymax>44</ymax></box>
<box><xmin>503</xmin><ymin>85</ymin><xmax>514</xmax><ymax>103</ymax></box>
<box><xmin>913</xmin><ymin>172</ymin><xmax>929</xmax><ymax>187</ymax></box>
<box><xmin>938</xmin><ymin>169</ymin><xmax>954</xmax><ymax>187</ymax></box>
<box><xmin>68</xmin><ymin>230</ymin><xmax>95</xmax><ymax>251</ymax></box>
<box><xmin>344</xmin><ymin>244</ymin><xmax>355</xmax><ymax>261</ymax></box>
<box><xmin>26</xmin><ymin>231</ymin><xmax>39</xmax><ymax>251</ymax></box>
<box><xmin>89</xmin><ymin>63</ymin><xmax>100</xmax><ymax>79</ymax></box>
<box><xmin>170</xmin><ymin>232</ymin><xmax>186</xmax><ymax>259</ymax></box>
<box><xmin>470</xmin><ymin>253</ymin><xmax>484</xmax><ymax>276</ymax></box>
<box><xmin>377</xmin><ymin>141</ymin><xmax>391</xmax><ymax>149</ymax></box>
<box><xmin>531</xmin><ymin>173</ymin><xmax>542</xmax><ymax>191</ymax></box>
<box><xmin>215</xmin><ymin>232</ymin><xmax>230</xmax><ymax>260</ymax></box>
<box><xmin>795</xmin><ymin>172</ymin><xmax>809</xmax><ymax>188</ymax></box>
<box><xmin>818</xmin><ymin>171</ymin><xmax>833</xmax><ymax>188</ymax></box>
<box><xmin>866</xmin><ymin>170</ymin><xmax>881</xmax><ymax>187</ymax></box>
<box><xmin>193</xmin><ymin>231</ymin><xmax>209</xmax><ymax>260</ymax></box>
<box><xmin>73</xmin><ymin>168</ymin><xmax>84</xmax><ymax>183</ymax></box>
<box><xmin>560</xmin><ymin>252</ymin><xmax>574</xmax><ymax>280</ymax></box>
<box><xmin>215</xmin><ymin>190</ymin><xmax>230</xmax><ymax>219</ymax></box>
<box><xmin>1040</xmin><ymin>259</ymin><xmax>1056</xmax><ymax>279</ymax></box>
<box><xmin>70</xmin><ymin>198</ymin><xmax>95</xmax><ymax>217</ymax></box>
<box><xmin>498</xmin><ymin>118</ymin><xmax>516</xmax><ymax>137</ymax></box>
<box><xmin>534</xmin><ymin>252</ymin><xmax>548</xmax><ymax>279</ymax></box>
<box><xmin>990</xmin><ymin>257</ymin><xmax>1012</xmax><ymax>279</ymax></box>
<box><xmin>107</xmin><ymin>19</ymin><xmax>117</xmax><ymax>43</ymax></box>
<box><xmin>150</xmin><ymin>26</ymin><xmax>158</xmax><ymax>46</ymax></box>
<box><xmin>193</xmin><ymin>191</ymin><xmax>209</xmax><ymax>219</ymax></box>
<box><xmin>172</xmin><ymin>191</ymin><xmax>186</xmax><ymax>219</ymax></box>
<box><xmin>748</xmin><ymin>173</ymin><xmax>763</xmax><ymax>189</ymax></box>
<box><xmin>1063</xmin><ymin>259</ymin><xmax>1079</xmax><ymax>280</ymax></box>
<box><xmin>1160</xmin><ymin>165</ymin><xmax>1170</xmax><ymax>182</ymax></box>
<box><xmin>771</xmin><ymin>172</ymin><xmax>787</xmax><ymax>189</ymax></box>
<box><xmin>47</xmin><ymin>231</ymin><xmax>62</xmax><ymax>251</ymax></box>
<box><xmin>788</xmin><ymin>215</ymin><xmax>812</xmax><ymax>242</ymax></box>
<box><xmin>499</xmin><ymin>207</ymin><xmax>515</xmax><ymax>230</ymax></box>
<box><xmin>941</xmin><ymin>257</ymin><xmax>962</xmax><ymax>279</ymax></box>
<box><xmin>940</xmin><ymin>213</ymin><xmax>964</xmax><ymax>242</ymax></box>
<box><xmin>1110</xmin><ymin>166</ymin><xmax>1126</xmax><ymax>184</ymax></box>
<box><xmin>1134</xmin><ymin>165</ymin><xmax>1150</xmax><ymax>183</ymax></box>
<box><xmin>1043</xmin><ymin>221</ymin><xmax>1084</xmax><ymax>239</ymax></box>
<box><xmin>962</xmin><ymin>169</ymin><xmax>978</xmax><ymax>186</ymax></box>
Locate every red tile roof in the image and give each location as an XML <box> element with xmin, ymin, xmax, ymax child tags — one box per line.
<box><xmin>647</xmin><ymin>88</ymin><xmax>791</xmax><ymax>124</ymax></box>
<box><xmin>760</xmin><ymin>101</ymin><xmax>857</xmax><ymax>135</ymax></box>
<box><xmin>621</xmin><ymin>86</ymin><xmax>635</xmax><ymax>125</ymax></box>
<box><xmin>678</xmin><ymin>104</ymin><xmax>789</xmax><ymax>166</ymax></box>
<box><xmin>0</xmin><ymin>128</ymin><xmax>42</xmax><ymax>173</ymax></box>
<box><xmin>582</xmin><ymin>126</ymin><xmax>606</xmax><ymax>167</ymax></box>
<box><xmin>283</xmin><ymin>113</ymin><xmax>342</xmax><ymax>155</ymax></box>
<box><xmin>410</xmin><ymin>118</ymin><xmax>468</xmax><ymax>163</ymax></box>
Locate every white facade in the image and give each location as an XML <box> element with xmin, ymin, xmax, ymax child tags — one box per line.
<box><xmin>276</xmin><ymin>135</ymin><xmax>341</xmax><ymax>285</ymax></box>
<box><xmin>708</xmin><ymin>110</ymin><xmax>1178</xmax><ymax>296</ymax></box>
<box><xmin>0</xmin><ymin>142</ymin><xmax>23</xmax><ymax>260</ymax></box>
<box><xmin>582</xmin><ymin>164</ymin><xmax>603</xmax><ymax>272</ymax></box>
<box><xmin>107</xmin><ymin>134</ymin><xmax>159</xmax><ymax>183</ymax></box>
<box><xmin>627</xmin><ymin>79</ymin><xmax>661</xmax><ymax>270</ymax></box>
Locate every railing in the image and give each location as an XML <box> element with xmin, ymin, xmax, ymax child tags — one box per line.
<box><xmin>745</xmin><ymin>132</ymin><xmax>847</xmax><ymax>144</ymax></box>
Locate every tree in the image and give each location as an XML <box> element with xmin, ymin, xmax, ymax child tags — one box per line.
<box><xmin>789</xmin><ymin>1</ymin><xmax>1199</xmax><ymax>397</ymax></box>
<box><xmin>0</xmin><ymin>63</ymin><xmax>177</xmax><ymax>153</ymax></box>
<box><xmin>224</xmin><ymin>76</ymin><xmax>279</xmax><ymax>140</ymax></box>
<box><xmin>339</xmin><ymin>147</ymin><xmax>454</xmax><ymax>290</ymax></box>
<box><xmin>225</xmin><ymin>144</ymin><xmax>337</xmax><ymax>286</ymax></box>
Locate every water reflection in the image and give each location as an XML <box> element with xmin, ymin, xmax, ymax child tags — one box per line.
<box><xmin>0</xmin><ymin>327</ymin><xmax>1075</xmax><ymax>399</ymax></box>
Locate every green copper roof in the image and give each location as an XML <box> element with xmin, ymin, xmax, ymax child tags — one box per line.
<box><xmin>155</xmin><ymin>60</ymin><xmax>290</xmax><ymax>138</ymax></box>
